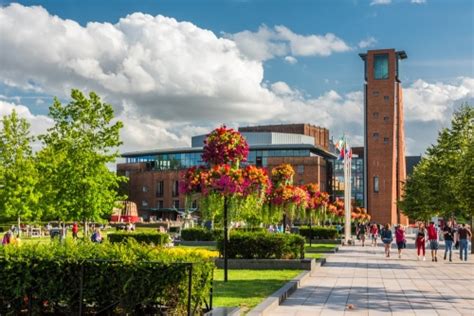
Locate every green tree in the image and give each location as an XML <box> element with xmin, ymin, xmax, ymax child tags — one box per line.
<box><xmin>400</xmin><ymin>104</ymin><xmax>474</xmax><ymax>251</ymax></box>
<box><xmin>0</xmin><ymin>110</ymin><xmax>41</xmax><ymax>235</ymax></box>
<box><xmin>38</xmin><ymin>89</ymin><xmax>126</xmax><ymax>234</ymax></box>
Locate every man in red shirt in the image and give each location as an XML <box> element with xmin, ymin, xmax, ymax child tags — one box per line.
<box><xmin>72</xmin><ymin>222</ymin><xmax>79</xmax><ymax>239</ymax></box>
<box><xmin>427</xmin><ymin>222</ymin><xmax>439</xmax><ymax>262</ymax></box>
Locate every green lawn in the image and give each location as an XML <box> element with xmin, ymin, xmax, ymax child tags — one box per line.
<box><xmin>176</xmin><ymin>245</ymin><xmax>217</xmax><ymax>251</ymax></box>
<box><xmin>304</xmin><ymin>252</ymin><xmax>325</xmax><ymax>259</ymax></box>
<box><xmin>305</xmin><ymin>243</ymin><xmax>337</xmax><ymax>252</ymax></box>
<box><xmin>213</xmin><ymin>269</ymin><xmax>301</xmax><ymax>314</ymax></box>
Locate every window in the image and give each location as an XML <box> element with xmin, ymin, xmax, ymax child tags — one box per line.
<box><xmin>373</xmin><ymin>112</ymin><xmax>379</xmax><ymax>119</ymax></box>
<box><xmin>192</xmin><ymin>200</ymin><xmax>198</xmax><ymax>209</ymax></box>
<box><xmin>384</xmin><ymin>137</ymin><xmax>389</xmax><ymax>144</ymax></box>
<box><xmin>372</xmin><ymin>91</ymin><xmax>379</xmax><ymax>96</ymax></box>
<box><xmin>173</xmin><ymin>200</ymin><xmax>180</xmax><ymax>209</ymax></box>
<box><xmin>297</xmin><ymin>165</ymin><xmax>304</xmax><ymax>174</ymax></box>
<box><xmin>373</xmin><ymin>132</ymin><xmax>379</xmax><ymax>139</ymax></box>
<box><xmin>374</xmin><ymin>54</ymin><xmax>389</xmax><ymax>80</ymax></box>
<box><xmin>142</xmin><ymin>185</ymin><xmax>148</xmax><ymax>193</ymax></box>
<box><xmin>172</xmin><ymin>180</ymin><xmax>179</xmax><ymax>197</ymax></box>
<box><xmin>125</xmin><ymin>170</ymin><xmax>130</xmax><ymax>177</ymax></box>
<box><xmin>256</xmin><ymin>157</ymin><xmax>263</xmax><ymax>167</ymax></box>
<box><xmin>157</xmin><ymin>200</ymin><xmax>164</xmax><ymax>209</ymax></box>
<box><xmin>373</xmin><ymin>176</ymin><xmax>379</xmax><ymax>193</ymax></box>
<box><xmin>142</xmin><ymin>200</ymin><xmax>148</xmax><ymax>207</ymax></box>
<box><xmin>384</xmin><ymin>116</ymin><xmax>389</xmax><ymax>122</ymax></box>
<box><xmin>384</xmin><ymin>96</ymin><xmax>389</xmax><ymax>101</ymax></box>
<box><xmin>156</xmin><ymin>181</ymin><xmax>164</xmax><ymax>197</ymax></box>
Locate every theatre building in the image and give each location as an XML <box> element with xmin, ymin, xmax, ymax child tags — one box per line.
<box><xmin>117</xmin><ymin>49</ymin><xmax>414</xmax><ymax>225</ymax></box>
<box><xmin>117</xmin><ymin>124</ymin><xmax>336</xmax><ymax>221</ymax></box>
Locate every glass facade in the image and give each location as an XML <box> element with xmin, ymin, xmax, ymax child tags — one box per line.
<box><xmin>125</xmin><ymin>149</ymin><xmax>312</xmax><ymax>170</ymax></box>
<box><xmin>374</xmin><ymin>54</ymin><xmax>389</xmax><ymax>80</ymax></box>
<box><xmin>331</xmin><ymin>158</ymin><xmax>364</xmax><ymax>207</ymax></box>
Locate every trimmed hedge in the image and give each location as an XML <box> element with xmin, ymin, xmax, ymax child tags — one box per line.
<box><xmin>181</xmin><ymin>227</ymin><xmax>266</xmax><ymax>241</ymax></box>
<box><xmin>298</xmin><ymin>226</ymin><xmax>339</xmax><ymax>240</ymax></box>
<box><xmin>181</xmin><ymin>227</ymin><xmax>217</xmax><ymax>241</ymax></box>
<box><xmin>108</xmin><ymin>232</ymin><xmax>170</xmax><ymax>245</ymax></box>
<box><xmin>217</xmin><ymin>231</ymin><xmax>305</xmax><ymax>259</ymax></box>
<box><xmin>0</xmin><ymin>240</ymin><xmax>215</xmax><ymax>314</ymax></box>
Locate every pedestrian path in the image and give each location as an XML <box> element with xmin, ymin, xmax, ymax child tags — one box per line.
<box><xmin>271</xmin><ymin>238</ymin><xmax>474</xmax><ymax>316</ymax></box>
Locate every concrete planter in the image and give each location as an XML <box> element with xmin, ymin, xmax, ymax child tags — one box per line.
<box><xmin>305</xmin><ymin>246</ymin><xmax>339</xmax><ymax>253</ymax></box>
<box><xmin>307</xmin><ymin>238</ymin><xmax>341</xmax><ymax>244</ymax></box>
<box><xmin>246</xmin><ymin>258</ymin><xmax>328</xmax><ymax>316</ymax></box>
<box><xmin>214</xmin><ymin>258</ymin><xmax>325</xmax><ymax>270</ymax></box>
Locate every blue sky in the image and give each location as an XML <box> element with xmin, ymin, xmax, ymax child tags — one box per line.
<box><xmin>0</xmin><ymin>0</ymin><xmax>473</xmax><ymax>155</ymax></box>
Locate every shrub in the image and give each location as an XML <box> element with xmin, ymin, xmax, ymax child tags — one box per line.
<box><xmin>299</xmin><ymin>226</ymin><xmax>338</xmax><ymax>240</ymax></box>
<box><xmin>181</xmin><ymin>227</ymin><xmax>266</xmax><ymax>241</ymax></box>
<box><xmin>217</xmin><ymin>231</ymin><xmax>305</xmax><ymax>259</ymax></box>
<box><xmin>0</xmin><ymin>240</ymin><xmax>215</xmax><ymax>314</ymax></box>
<box><xmin>181</xmin><ymin>228</ymin><xmax>217</xmax><ymax>241</ymax></box>
<box><xmin>108</xmin><ymin>232</ymin><xmax>169</xmax><ymax>245</ymax></box>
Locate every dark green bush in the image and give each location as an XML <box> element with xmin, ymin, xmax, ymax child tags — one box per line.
<box><xmin>0</xmin><ymin>240</ymin><xmax>215</xmax><ymax>314</ymax></box>
<box><xmin>181</xmin><ymin>227</ymin><xmax>266</xmax><ymax>241</ymax></box>
<box><xmin>108</xmin><ymin>232</ymin><xmax>169</xmax><ymax>245</ymax></box>
<box><xmin>181</xmin><ymin>227</ymin><xmax>217</xmax><ymax>241</ymax></box>
<box><xmin>299</xmin><ymin>226</ymin><xmax>338</xmax><ymax>240</ymax></box>
<box><xmin>217</xmin><ymin>231</ymin><xmax>305</xmax><ymax>259</ymax></box>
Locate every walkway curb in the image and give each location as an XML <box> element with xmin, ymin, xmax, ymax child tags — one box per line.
<box><xmin>246</xmin><ymin>258</ymin><xmax>327</xmax><ymax>316</ymax></box>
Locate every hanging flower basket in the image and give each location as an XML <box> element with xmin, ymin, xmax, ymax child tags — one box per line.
<box><xmin>202</xmin><ymin>126</ymin><xmax>249</xmax><ymax>166</ymax></box>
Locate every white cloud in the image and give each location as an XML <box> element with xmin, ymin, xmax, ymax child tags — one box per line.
<box><xmin>0</xmin><ymin>4</ymin><xmax>284</xmax><ymax>125</ymax></box>
<box><xmin>358</xmin><ymin>37</ymin><xmax>377</xmax><ymax>49</ymax></box>
<box><xmin>370</xmin><ymin>0</ymin><xmax>391</xmax><ymax>5</ymax></box>
<box><xmin>411</xmin><ymin>0</ymin><xmax>426</xmax><ymax>4</ymax></box>
<box><xmin>0</xmin><ymin>4</ymin><xmax>472</xmax><ymax>158</ymax></box>
<box><xmin>228</xmin><ymin>24</ymin><xmax>350</xmax><ymax>62</ymax></box>
<box><xmin>284</xmin><ymin>56</ymin><xmax>298</xmax><ymax>64</ymax></box>
<box><xmin>403</xmin><ymin>77</ymin><xmax>474</xmax><ymax>122</ymax></box>
<box><xmin>0</xmin><ymin>100</ymin><xmax>53</xmax><ymax>151</ymax></box>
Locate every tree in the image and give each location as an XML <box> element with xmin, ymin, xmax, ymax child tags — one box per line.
<box><xmin>400</xmin><ymin>104</ymin><xmax>474</xmax><ymax>251</ymax></box>
<box><xmin>38</xmin><ymin>89</ymin><xmax>125</xmax><ymax>234</ymax></box>
<box><xmin>0</xmin><ymin>110</ymin><xmax>41</xmax><ymax>235</ymax></box>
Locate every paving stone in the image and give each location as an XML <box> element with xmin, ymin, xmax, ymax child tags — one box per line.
<box><xmin>270</xmin><ymin>235</ymin><xmax>473</xmax><ymax>315</ymax></box>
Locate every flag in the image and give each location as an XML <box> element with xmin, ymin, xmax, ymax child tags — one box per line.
<box><xmin>345</xmin><ymin>144</ymin><xmax>352</xmax><ymax>160</ymax></box>
<box><xmin>337</xmin><ymin>147</ymin><xmax>345</xmax><ymax>160</ymax></box>
<box><xmin>335</xmin><ymin>136</ymin><xmax>345</xmax><ymax>152</ymax></box>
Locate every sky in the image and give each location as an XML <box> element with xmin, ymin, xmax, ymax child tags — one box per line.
<box><xmin>0</xmin><ymin>0</ymin><xmax>473</xmax><ymax>157</ymax></box>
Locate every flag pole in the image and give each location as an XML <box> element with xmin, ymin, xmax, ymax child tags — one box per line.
<box><xmin>344</xmin><ymin>136</ymin><xmax>351</xmax><ymax>245</ymax></box>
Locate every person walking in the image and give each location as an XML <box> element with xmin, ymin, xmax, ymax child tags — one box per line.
<box><xmin>427</xmin><ymin>221</ymin><xmax>439</xmax><ymax>262</ymax></box>
<box><xmin>458</xmin><ymin>224</ymin><xmax>472</xmax><ymax>261</ymax></box>
<box><xmin>442</xmin><ymin>221</ymin><xmax>455</xmax><ymax>262</ymax></box>
<box><xmin>370</xmin><ymin>223</ymin><xmax>379</xmax><ymax>247</ymax></box>
<box><xmin>72</xmin><ymin>222</ymin><xmax>79</xmax><ymax>240</ymax></box>
<box><xmin>416</xmin><ymin>223</ymin><xmax>426</xmax><ymax>261</ymax></box>
<box><xmin>2</xmin><ymin>230</ymin><xmax>12</xmax><ymax>245</ymax></box>
<box><xmin>395</xmin><ymin>225</ymin><xmax>406</xmax><ymax>259</ymax></box>
<box><xmin>358</xmin><ymin>223</ymin><xmax>367</xmax><ymax>246</ymax></box>
<box><xmin>381</xmin><ymin>224</ymin><xmax>393</xmax><ymax>258</ymax></box>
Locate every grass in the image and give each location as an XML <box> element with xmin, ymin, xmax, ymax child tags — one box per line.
<box><xmin>305</xmin><ymin>243</ymin><xmax>337</xmax><ymax>252</ymax></box>
<box><xmin>304</xmin><ymin>253</ymin><xmax>325</xmax><ymax>259</ymax></box>
<box><xmin>176</xmin><ymin>245</ymin><xmax>217</xmax><ymax>251</ymax></box>
<box><xmin>213</xmin><ymin>269</ymin><xmax>301</xmax><ymax>313</ymax></box>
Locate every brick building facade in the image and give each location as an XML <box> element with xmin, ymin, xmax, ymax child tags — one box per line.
<box><xmin>360</xmin><ymin>49</ymin><xmax>408</xmax><ymax>225</ymax></box>
<box><xmin>117</xmin><ymin>129</ymin><xmax>335</xmax><ymax>221</ymax></box>
<box><xmin>239</xmin><ymin>123</ymin><xmax>330</xmax><ymax>151</ymax></box>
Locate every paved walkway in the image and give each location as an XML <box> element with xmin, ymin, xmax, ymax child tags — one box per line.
<box><xmin>271</xmin><ymin>237</ymin><xmax>474</xmax><ymax>316</ymax></box>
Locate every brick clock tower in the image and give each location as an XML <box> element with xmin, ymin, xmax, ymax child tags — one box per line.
<box><xmin>360</xmin><ymin>49</ymin><xmax>409</xmax><ymax>225</ymax></box>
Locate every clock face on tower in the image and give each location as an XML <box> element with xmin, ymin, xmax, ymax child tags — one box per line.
<box><xmin>373</xmin><ymin>54</ymin><xmax>389</xmax><ymax>80</ymax></box>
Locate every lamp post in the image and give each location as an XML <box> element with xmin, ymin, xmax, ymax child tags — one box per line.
<box><xmin>223</xmin><ymin>196</ymin><xmax>229</xmax><ymax>282</ymax></box>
